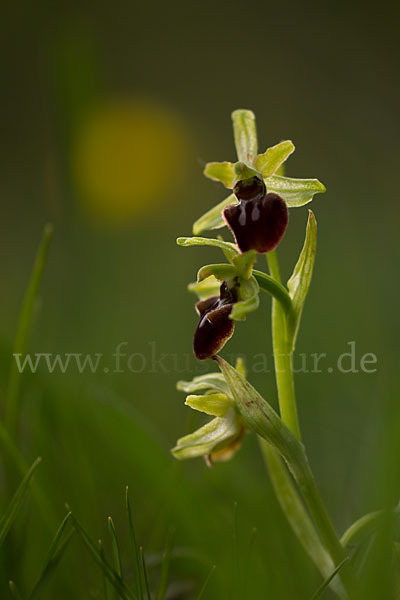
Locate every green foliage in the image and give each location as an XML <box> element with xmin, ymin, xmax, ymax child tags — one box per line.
<box><xmin>0</xmin><ymin>457</ymin><xmax>42</xmax><ymax>547</ymax></box>
<box><xmin>5</xmin><ymin>224</ymin><xmax>53</xmax><ymax>433</ymax></box>
<box><xmin>287</xmin><ymin>210</ymin><xmax>317</xmax><ymax>348</ymax></box>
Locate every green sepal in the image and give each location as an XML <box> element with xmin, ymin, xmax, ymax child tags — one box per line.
<box><xmin>232</xmin><ymin>250</ymin><xmax>257</xmax><ymax>280</ymax></box>
<box><xmin>232</xmin><ymin>109</ymin><xmax>258</xmax><ymax>164</ymax></box>
<box><xmin>197</xmin><ymin>263</ymin><xmax>237</xmax><ymax>283</ymax></box>
<box><xmin>203</xmin><ymin>161</ymin><xmax>235</xmax><ymax>188</ymax></box>
<box><xmin>254</xmin><ymin>140</ymin><xmax>295</xmax><ymax>178</ymax></box>
<box><xmin>230</xmin><ymin>276</ymin><xmax>260</xmax><ymax>321</ymax></box>
<box><xmin>177</xmin><ymin>373</ymin><xmax>230</xmax><ymax>396</ymax></box>
<box><xmin>188</xmin><ymin>275</ymin><xmax>220</xmax><ymax>300</ymax></box>
<box><xmin>185</xmin><ymin>393</ymin><xmax>233</xmax><ymax>417</ymax></box>
<box><xmin>286</xmin><ymin>210</ymin><xmax>317</xmax><ymax>349</ymax></box>
<box><xmin>192</xmin><ymin>194</ymin><xmax>236</xmax><ymax>235</ymax></box>
<box><xmin>266</xmin><ymin>174</ymin><xmax>326</xmax><ymax>207</ymax></box>
<box><xmin>171</xmin><ymin>408</ymin><xmax>241</xmax><ymax>460</ymax></box>
<box><xmin>177</xmin><ymin>236</ymin><xmax>238</xmax><ymax>261</ymax></box>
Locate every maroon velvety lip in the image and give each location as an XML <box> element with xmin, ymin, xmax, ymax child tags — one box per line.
<box><xmin>223</xmin><ymin>192</ymin><xmax>288</xmax><ymax>254</ymax></box>
<box><xmin>193</xmin><ymin>283</ymin><xmax>237</xmax><ymax>360</ymax></box>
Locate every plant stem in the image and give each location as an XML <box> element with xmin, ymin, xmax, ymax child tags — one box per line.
<box><xmin>266</xmin><ymin>250</ymin><xmax>300</xmax><ymax>440</ymax></box>
<box><xmin>265</xmin><ymin>249</ymin><xmax>355</xmax><ymax>595</ymax></box>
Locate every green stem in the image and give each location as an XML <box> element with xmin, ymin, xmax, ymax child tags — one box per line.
<box><xmin>266</xmin><ymin>250</ymin><xmax>300</xmax><ymax>439</ymax></box>
<box><xmin>252</xmin><ymin>269</ymin><xmax>292</xmax><ymax>314</ymax></box>
<box><xmin>265</xmin><ymin>249</ymin><xmax>355</xmax><ymax>595</ymax></box>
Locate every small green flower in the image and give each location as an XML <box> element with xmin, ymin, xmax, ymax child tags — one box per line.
<box><xmin>171</xmin><ymin>360</ymin><xmax>247</xmax><ymax>464</ymax></box>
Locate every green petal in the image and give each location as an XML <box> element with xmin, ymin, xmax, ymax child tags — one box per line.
<box><xmin>185</xmin><ymin>393</ymin><xmax>233</xmax><ymax>417</ymax></box>
<box><xmin>232</xmin><ymin>250</ymin><xmax>257</xmax><ymax>280</ymax></box>
<box><xmin>197</xmin><ymin>263</ymin><xmax>237</xmax><ymax>283</ymax></box>
<box><xmin>265</xmin><ymin>175</ymin><xmax>326</xmax><ymax>207</ymax></box>
<box><xmin>188</xmin><ymin>275</ymin><xmax>221</xmax><ymax>300</ymax></box>
<box><xmin>171</xmin><ymin>409</ymin><xmax>240</xmax><ymax>460</ymax></box>
<box><xmin>177</xmin><ymin>236</ymin><xmax>239</xmax><ymax>262</ymax></box>
<box><xmin>254</xmin><ymin>140</ymin><xmax>295</xmax><ymax>178</ymax></box>
<box><xmin>230</xmin><ymin>276</ymin><xmax>260</xmax><ymax>322</ymax></box>
<box><xmin>286</xmin><ymin>210</ymin><xmax>317</xmax><ymax>349</ymax></box>
<box><xmin>192</xmin><ymin>194</ymin><xmax>237</xmax><ymax>235</ymax></box>
<box><xmin>177</xmin><ymin>373</ymin><xmax>230</xmax><ymax>396</ymax></box>
<box><xmin>204</xmin><ymin>161</ymin><xmax>235</xmax><ymax>188</ymax></box>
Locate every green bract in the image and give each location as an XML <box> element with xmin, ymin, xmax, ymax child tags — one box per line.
<box><xmin>287</xmin><ymin>210</ymin><xmax>317</xmax><ymax>349</ymax></box>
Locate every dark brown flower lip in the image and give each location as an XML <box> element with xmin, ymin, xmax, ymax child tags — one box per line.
<box><xmin>224</xmin><ymin>192</ymin><xmax>288</xmax><ymax>254</ymax></box>
<box><xmin>193</xmin><ymin>282</ymin><xmax>238</xmax><ymax>360</ymax></box>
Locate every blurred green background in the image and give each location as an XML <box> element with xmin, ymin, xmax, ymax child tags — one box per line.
<box><xmin>1</xmin><ymin>1</ymin><xmax>400</xmax><ymax>598</ymax></box>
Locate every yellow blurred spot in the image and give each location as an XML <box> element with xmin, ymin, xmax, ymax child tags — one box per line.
<box><xmin>73</xmin><ymin>99</ymin><xmax>190</xmax><ymax>225</ymax></box>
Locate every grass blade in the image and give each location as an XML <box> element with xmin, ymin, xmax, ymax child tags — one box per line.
<box><xmin>126</xmin><ymin>487</ymin><xmax>143</xmax><ymax>600</ymax></box>
<box><xmin>28</xmin><ymin>512</ymin><xmax>73</xmax><ymax>599</ymax></box>
<box><xmin>70</xmin><ymin>513</ymin><xmax>135</xmax><ymax>600</ymax></box>
<box><xmin>155</xmin><ymin>530</ymin><xmax>174</xmax><ymax>600</ymax></box>
<box><xmin>5</xmin><ymin>224</ymin><xmax>53</xmax><ymax>433</ymax></box>
<box><xmin>9</xmin><ymin>581</ymin><xmax>24</xmax><ymax>600</ymax></box>
<box><xmin>108</xmin><ymin>516</ymin><xmax>123</xmax><ymax>579</ymax></box>
<box><xmin>195</xmin><ymin>565</ymin><xmax>216</xmax><ymax>600</ymax></box>
<box><xmin>310</xmin><ymin>557</ymin><xmax>350</xmax><ymax>600</ymax></box>
<box><xmin>99</xmin><ymin>540</ymin><xmax>109</xmax><ymax>600</ymax></box>
<box><xmin>140</xmin><ymin>547</ymin><xmax>151</xmax><ymax>600</ymax></box>
<box><xmin>0</xmin><ymin>456</ymin><xmax>42</xmax><ymax>547</ymax></box>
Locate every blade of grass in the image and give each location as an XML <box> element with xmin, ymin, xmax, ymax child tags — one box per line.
<box><xmin>0</xmin><ymin>456</ymin><xmax>42</xmax><ymax>547</ymax></box>
<box><xmin>70</xmin><ymin>513</ymin><xmax>135</xmax><ymax>600</ymax></box>
<box><xmin>126</xmin><ymin>487</ymin><xmax>143</xmax><ymax>600</ymax></box>
<box><xmin>5</xmin><ymin>224</ymin><xmax>53</xmax><ymax>434</ymax></box>
<box><xmin>99</xmin><ymin>540</ymin><xmax>109</xmax><ymax>600</ymax></box>
<box><xmin>310</xmin><ymin>557</ymin><xmax>350</xmax><ymax>600</ymax></box>
<box><xmin>29</xmin><ymin>529</ymin><xmax>74</xmax><ymax>600</ymax></box>
<box><xmin>28</xmin><ymin>512</ymin><xmax>73</xmax><ymax>599</ymax></box>
<box><xmin>195</xmin><ymin>565</ymin><xmax>216</xmax><ymax>600</ymax></box>
<box><xmin>9</xmin><ymin>581</ymin><xmax>24</xmax><ymax>600</ymax></box>
<box><xmin>0</xmin><ymin>422</ymin><xmax>57</xmax><ymax>533</ymax></box>
<box><xmin>140</xmin><ymin>547</ymin><xmax>151</xmax><ymax>600</ymax></box>
<box><xmin>108</xmin><ymin>516</ymin><xmax>123</xmax><ymax>579</ymax></box>
<box><xmin>155</xmin><ymin>530</ymin><xmax>174</xmax><ymax>600</ymax></box>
